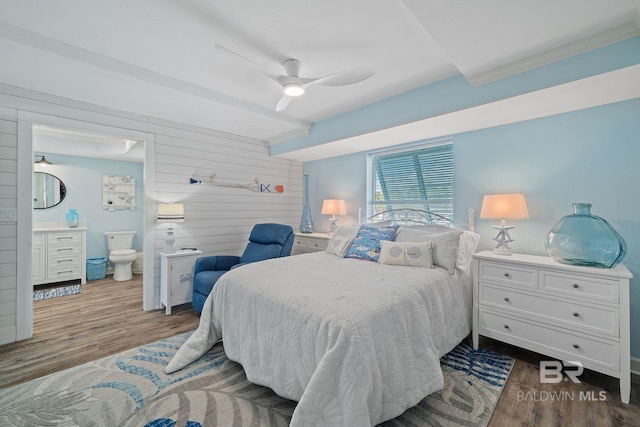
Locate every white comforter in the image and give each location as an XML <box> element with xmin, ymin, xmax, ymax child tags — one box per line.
<box><xmin>165</xmin><ymin>251</ymin><xmax>472</xmax><ymax>426</ymax></box>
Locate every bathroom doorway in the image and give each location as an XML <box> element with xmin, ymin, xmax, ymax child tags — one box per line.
<box><xmin>16</xmin><ymin>112</ymin><xmax>156</xmax><ymax>341</ymax></box>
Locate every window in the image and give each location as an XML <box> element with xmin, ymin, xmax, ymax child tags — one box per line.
<box><xmin>367</xmin><ymin>140</ymin><xmax>454</xmax><ymax>223</ymax></box>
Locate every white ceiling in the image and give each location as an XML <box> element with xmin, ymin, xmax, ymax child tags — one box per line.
<box><xmin>33</xmin><ymin>126</ymin><xmax>145</xmax><ymax>162</ymax></box>
<box><xmin>1</xmin><ymin>0</ymin><xmax>639</xmax><ymax>158</ymax></box>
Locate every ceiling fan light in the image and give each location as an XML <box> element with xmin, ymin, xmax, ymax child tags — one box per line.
<box><xmin>283</xmin><ymin>83</ymin><xmax>305</xmax><ymax>97</ymax></box>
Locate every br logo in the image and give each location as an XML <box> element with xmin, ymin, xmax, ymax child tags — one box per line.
<box><xmin>540</xmin><ymin>361</ymin><xmax>583</xmax><ymax>384</ymax></box>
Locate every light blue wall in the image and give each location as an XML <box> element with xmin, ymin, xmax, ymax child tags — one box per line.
<box><xmin>304</xmin><ymin>153</ymin><xmax>367</xmax><ymax>231</ymax></box>
<box><xmin>33</xmin><ymin>154</ymin><xmax>144</xmax><ymax>260</ymax></box>
<box><xmin>306</xmin><ymin>98</ymin><xmax>640</xmax><ymax>358</ymax></box>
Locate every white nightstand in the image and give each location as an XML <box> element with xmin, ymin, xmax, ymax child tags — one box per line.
<box><xmin>160</xmin><ymin>250</ymin><xmax>202</xmax><ymax>315</ymax></box>
<box><xmin>292</xmin><ymin>232</ymin><xmax>330</xmax><ymax>255</ymax></box>
<box><xmin>472</xmin><ymin>250</ymin><xmax>632</xmax><ymax>404</ymax></box>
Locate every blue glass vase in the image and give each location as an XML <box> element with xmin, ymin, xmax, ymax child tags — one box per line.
<box><xmin>299</xmin><ymin>174</ymin><xmax>314</xmax><ymax>233</ymax></box>
<box><xmin>545</xmin><ymin>203</ymin><xmax>626</xmax><ymax>268</ymax></box>
<box><xmin>66</xmin><ymin>209</ymin><xmax>79</xmax><ymax>228</ymax></box>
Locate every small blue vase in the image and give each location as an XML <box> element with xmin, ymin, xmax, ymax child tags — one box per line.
<box><xmin>66</xmin><ymin>209</ymin><xmax>79</xmax><ymax>228</ymax></box>
<box><xmin>545</xmin><ymin>203</ymin><xmax>626</xmax><ymax>268</ymax></box>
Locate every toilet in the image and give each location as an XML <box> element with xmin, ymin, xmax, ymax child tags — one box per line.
<box><xmin>105</xmin><ymin>231</ymin><xmax>137</xmax><ymax>281</ymax></box>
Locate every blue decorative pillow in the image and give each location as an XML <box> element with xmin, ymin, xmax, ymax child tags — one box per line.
<box><xmin>345</xmin><ymin>225</ymin><xmax>399</xmax><ymax>262</ymax></box>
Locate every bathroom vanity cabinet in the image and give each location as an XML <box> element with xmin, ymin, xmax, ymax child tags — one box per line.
<box><xmin>33</xmin><ymin>226</ymin><xmax>87</xmax><ymax>285</ymax></box>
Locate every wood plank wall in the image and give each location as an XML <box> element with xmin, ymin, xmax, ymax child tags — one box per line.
<box><xmin>151</xmin><ymin>133</ymin><xmax>303</xmax><ymax>305</ymax></box>
<box><xmin>0</xmin><ymin>83</ymin><xmax>303</xmax><ymax>345</ymax></box>
<box><xmin>0</xmin><ymin>106</ymin><xmax>18</xmax><ymax>344</ymax></box>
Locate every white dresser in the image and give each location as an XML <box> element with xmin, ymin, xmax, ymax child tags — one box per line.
<box><xmin>33</xmin><ymin>226</ymin><xmax>87</xmax><ymax>285</ymax></box>
<box><xmin>291</xmin><ymin>232</ymin><xmax>330</xmax><ymax>255</ymax></box>
<box><xmin>160</xmin><ymin>250</ymin><xmax>202</xmax><ymax>315</ymax></box>
<box><xmin>472</xmin><ymin>250</ymin><xmax>632</xmax><ymax>403</ymax></box>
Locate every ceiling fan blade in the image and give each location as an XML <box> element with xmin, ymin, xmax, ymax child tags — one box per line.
<box><xmin>214</xmin><ymin>44</ymin><xmax>264</xmax><ymax>67</ymax></box>
<box><xmin>311</xmin><ymin>68</ymin><xmax>376</xmax><ymax>87</ymax></box>
<box><xmin>275</xmin><ymin>94</ymin><xmax>293</xmax><ymax>112</ymax></box>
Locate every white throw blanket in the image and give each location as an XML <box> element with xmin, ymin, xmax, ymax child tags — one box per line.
<box><xmin>166</xmin><ymin>252</ymin><xmax>472</xmax><ymax>426</ymax></box>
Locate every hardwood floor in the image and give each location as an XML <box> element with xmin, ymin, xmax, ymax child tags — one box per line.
<box><xmin>0</xmin><ymin>275</ymin><xmax>200</xmax><ymax>390</ymax></box>
<box><xmin>1</xmin><ymin>276</ymin><xmax>638</xmax><ymax>426</ymax></box>
<box><xmin>481</xmin><ymin>337</ymin><xmax>640</xmax><ymax>427</ymax></box>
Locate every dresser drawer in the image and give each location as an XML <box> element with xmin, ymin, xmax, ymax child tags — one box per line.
<box><xmin>479</xmin><ymin>261</ymin><xmax>538</xmax><ymax>288</ymax></box>
<box><xmin>480</xmin><ymin>285</ymin><xmax>618</xmax><ymax>337</ymax></box>
<box><xmin>295</xmin><ymin>237</ymin><xmax>328</xmax><ymax>250</ymax></box>
<box><xmin>293</xmin><ymin>234</ymin><xmax>329</xmax><ymax>254</ymax></box>
<box><xmin>47</xmin><ymin>264</ymin><xmax>82</xmax><ymax>281</ymax></box>
<box><xmin>48</xmin><ymin>243</ymin><xmax>81</xmax><ymax>258</ymax></box>
<box><xmin>48</xmin><ymin>254</ymin><xmax>81</xmax><ymax>268</ymax></box>
<box><xmin>479</xmin><ymin>309</ymin><xmax>619</xmax><ymax>372</ymax></box>
<box><xmin>47</xmin><ymin>232</ymin><xmax>82</xmax><ymax>245</ymax></box>
<box><xmin>540</xmin><ymin>270</ymin><xmax>618</xmax><ymax>303</ymax></box>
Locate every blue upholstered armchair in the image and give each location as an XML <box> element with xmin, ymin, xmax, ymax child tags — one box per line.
<box><xmin>192</xmin><ymin>223</ymin><xmax>295</xmax><ymax>313</ymax></box>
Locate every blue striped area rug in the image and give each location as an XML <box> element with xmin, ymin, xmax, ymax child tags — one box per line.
<box><xmin>0</xmin><ymin>333</ymin><xmax>513</xmax><ymax>426</ymax></box>
<box><xmin>33</xmin><ymin>284</ymin><xmax>82</xmax><ymax>301</ymax></box>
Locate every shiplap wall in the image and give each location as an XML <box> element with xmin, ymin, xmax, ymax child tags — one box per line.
<box><xmin>152</xmin><ymin>132</ymin><xmax>303</xmax><ymax>298</ymax></box>
<box><xmin>0</xmin><ymin>83</ymin><xmax>303</xmax><ymax>345</ymax></box>
<box><xmin>0</xmin><ymin>106</ymin><xmax>18</xmax><ymax>344</ymax></box>
<box><xmin>154</xmin><ymin>133</ymin><xmax>301</xmax><ymax>256</ymax></box>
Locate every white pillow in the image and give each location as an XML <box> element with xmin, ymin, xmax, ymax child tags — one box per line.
<box><xmin>334</xmin><ymin>225</ymin><xmax>360</xmax><ymax>239</ymax></box>
<box><xmin>408</xmin><ymin>224</ymin><xmax>455</xmax><ymax>234</ymax></box>
<box><xmin>456</xmin><ymin>230</ymin><xmax>480</xmax><ymax>273</ymax></box>
<box><xmin>325</xmin><ymin>235</ymin><xmax>355</xmax><ymax>258</ymax></box>
<box><xmin>394</xmin><ymin>228</ymin><xmax>463</xmax><ymax>274</ymax></box>
<box><xmin>379</xmin><ymin>241</ymin><xmax>434</xmax><ymax>268</ymax></box>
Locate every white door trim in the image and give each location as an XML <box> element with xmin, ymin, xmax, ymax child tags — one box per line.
<box><xmin>16</xmin><ymin>111</ymin><xmax>156</xmax><ymax>340</ymax></box>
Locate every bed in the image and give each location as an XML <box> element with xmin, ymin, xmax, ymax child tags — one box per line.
<box><xmin>165</xmin><ymin>209</ymin><xmax>480</xmax><ymax>426</ymax></box>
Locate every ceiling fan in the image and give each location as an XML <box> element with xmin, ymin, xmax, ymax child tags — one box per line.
<box><xmin>215</xmin><ymin>45</ymin><xmax>376</xmax><ymax>112</ymax></box>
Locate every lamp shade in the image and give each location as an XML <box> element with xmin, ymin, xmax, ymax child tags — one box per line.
<box><xmin>480</xmin><ymin>194</ymin><xmax>529</xmax><ymax>220</ymax></box>
<box><xmin>34</xmin><ymin>155</ymin><xmax>52</xmax><ymax>166</ymax></box>
<box><xmin>157</xmin><ymin>203</ymin><xmax>184</xmax><ymax>223</ymax></box>
<box><xmin>321</xmin><ymin>199</ymin><xmax>346</xmax><ymax>216</ymax></box>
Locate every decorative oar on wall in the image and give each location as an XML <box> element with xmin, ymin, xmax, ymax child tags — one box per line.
<box><xmin>189</xmin><ymin>173</ymin><xmax>284</xmax><ymax>193</ymax></box>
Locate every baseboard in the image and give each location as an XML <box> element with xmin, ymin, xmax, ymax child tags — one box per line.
<box><xmin>631</xmin><ymin>356</ymin><xmax>640</xmax><ymax>376</ymax></box>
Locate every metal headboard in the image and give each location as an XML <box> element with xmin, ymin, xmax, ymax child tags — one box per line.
<box><xmin>364</xmin><ymin>208</ymin><xmax>475</xmax><ymax>232</ymax></box>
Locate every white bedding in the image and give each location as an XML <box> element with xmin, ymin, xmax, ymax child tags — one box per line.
<box><xmin>166</xmin><ymin>251</ymin><xmax>472</xmax><ymax>426</ymax></box>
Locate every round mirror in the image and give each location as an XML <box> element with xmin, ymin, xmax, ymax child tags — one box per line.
<box><xmin>33</xmin><ymin>172</ymin><xmax>66</xmax><ymax>209</ymax></box>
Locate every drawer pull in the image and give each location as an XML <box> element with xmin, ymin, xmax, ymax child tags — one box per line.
<box><xmin>503</xmin><ymin>297</ymin><xmax>510</xmax><ymax>302</ymax></box>
<box><xmin>572</xmin><ymin>283</ymin><xmax>579</xmax><ymax>288</ymax></box>
<box><xmin>572</xmin><ymin>312</ymin><xmax>580</xmax><ymax>317</ymax></box>
<box><xmin>56</xmin><ymin>237</ymin><xmax>73</xmax><ymax>240</ymax></box>
<box><xmin>503</xmin><ymin>324</ymin><xmax>510</xmax><ymax>329</ymax></box>
<box><xmin>503</xmin><ymin>272</ymin><xmax>510</xmax><ymax>277</ymax></box>
<box><xmin>57</xmin><ymin>248</ymin><xmax>74</xmax><ymax>252</ymax></box>
<box><xmin>57</xmin><ymin>270</ymin><xmax>73</xmax><ymax>274</ymax></box>
<box><xmin>572</xmin><ymin>343</ymin><xmax>580</xmax><ymax>349</ymax></box>
<box><xmin>57</xmin><ymin>259</ymin><xmax>74</xmax><ymax>263</ymax></box>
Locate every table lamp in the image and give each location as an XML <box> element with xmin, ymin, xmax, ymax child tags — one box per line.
<box><xmin>157</xmin><ymin>202</ymin><xmax>184</xmax><ymax>252</ymax></box>
<box><xmin>480</xmin><ymin>194</ymin><xmax>529</xmax><ymax>255</ymax></box>
<box><xmin>321</xmin><ymin>199</ymin><xmax>346</xmax><ymax>234</ymax></box>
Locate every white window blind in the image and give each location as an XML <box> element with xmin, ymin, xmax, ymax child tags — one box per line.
<box><xmin>367</xmin><ymin>141</ymin><xmax>454</xmax><ymax>222</ymax></box>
